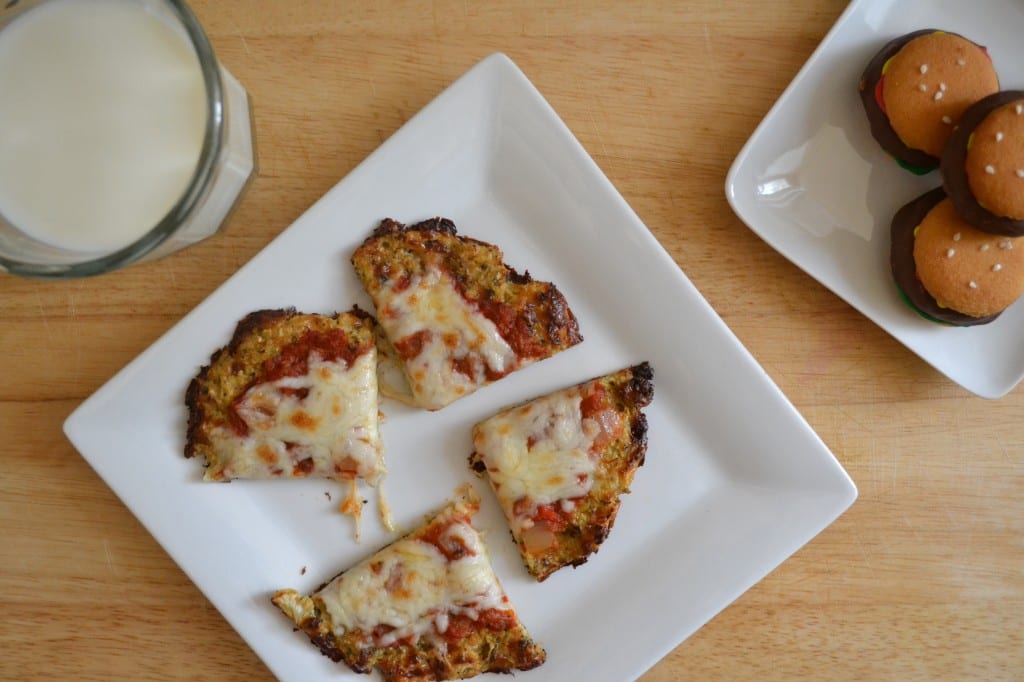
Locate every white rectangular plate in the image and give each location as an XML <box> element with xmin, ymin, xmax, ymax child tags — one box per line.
<box><xmin>65</xmin><ymin>53</ymin><xmax>857</xmax><ymax>681</ymax></box>
<box><xmin>726</xmin><ymin>0</ymin><xmax>1024</xmax><ymax>399</ymax></box>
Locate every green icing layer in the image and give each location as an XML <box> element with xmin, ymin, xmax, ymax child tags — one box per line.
<box><xmin>895</xmin><ymin>157</ymin><xmax>936</xmax><ymax>175</ymax></box>
<box><xmin>896</xmin><ymin>284</ymin><xmax>952</xmax><ymax>326</ymax></box>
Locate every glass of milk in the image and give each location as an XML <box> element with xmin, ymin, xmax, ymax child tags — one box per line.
<box><xmin>0</xmin><ymin>0</ymin><xmax>255</xmax><ymax>278</ymax></box>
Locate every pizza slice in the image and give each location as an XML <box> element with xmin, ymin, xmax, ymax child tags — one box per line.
<box><xmin>272</xmin><ymin>486</ymin><xmax>546</xmax><ymax>682</ymax></box>
<box><xmin>351</xmin><ymin>217</ymin><xmax>583</xmax><ymax>411</ymax></box>
<box><xmin>185</xmin><ymin>308</ymin><xmax>386</xmax><ymax>527</ymax></box>
<box><xmin>469</xmin><ymin>362</ymin><xmax>654</xmax><ymax>582</ymax></box>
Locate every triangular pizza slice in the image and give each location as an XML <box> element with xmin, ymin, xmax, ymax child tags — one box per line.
<box><xmin>185</xmin><ymin>308</ymin><xmax>386</xmax><ymax>527</ymax></box>
<box><xmin>351</xmin><ymin>217</ymin><xmax>583</xmax><ymax>411</ymax></box>
<box><xmin>469</xmin><ymin>362</ymin><xmax>654</xmax><ymax>581</ymax></box>
<box><xmin>272</xmin><ymin>486</ymin><xmax>546</xmax><ymax>681</ymax></box>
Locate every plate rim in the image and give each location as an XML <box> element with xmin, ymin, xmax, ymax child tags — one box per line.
<box><xmin>724</xmin><ymin>0</ymin><xmax>1024</xmax><ymax>400</ymax></box>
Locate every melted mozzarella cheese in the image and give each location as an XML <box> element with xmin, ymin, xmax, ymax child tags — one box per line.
<box><xmin>208</xmin><ymin>350</ymin><xmax>384</xmax><ymax>483</ymax></box>
<box><xmin>378</xmin><ymin>263</ymin><xmax>517</xmax><ymax>410</ymax></box>
<box><xmin>472</xmin><ymin>388</ymin><xmax>597</xmax><ymax>531</ymax></box>
<box><xmin>315</xmin><ymin>517</ymin><xmax>506</xmax><ymax>645</ymax></box>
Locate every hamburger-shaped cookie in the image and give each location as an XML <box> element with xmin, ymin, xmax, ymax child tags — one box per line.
<box><xmin>941</xmin><ymin>90</ymin><xmax>1024</xmax><ymax>237</ymax></box>
<box><xmin>860</xmin><ymin>29</ymin><xmax>999</xmax><ymax>174</ymax></box>
<box><xmin>891</xmin><ymin>187</ymin><xmax>1024</xmax><ymax>326</ymax></box>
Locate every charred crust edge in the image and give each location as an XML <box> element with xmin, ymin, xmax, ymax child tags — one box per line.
<box><xmin>512</xmin><ymin>639</ymin><xmax>547</xmax><ymax>672</ymax></box>
<box><xmin>629</xmin><ymin>412</ymin><xmax>649</xmax><ymax>467</ymax></box>
<box><xmin>507</xmin><ymin>269</ymin><xmax>533</xmax><ymax>285</ymax></box>
<box><xmin>307</xmin><ymin>625</ymin><xmax>346</xmax><ymax>664</ymax></box>
<box><xmin>184</xmin><ymin>371</ymin><xmax>209</xmax><ymax>459</ymax></box>
<box><xmin>544</xmin><ymin>284</ymin><xmax>583</xmax><ymax>347</ymax></box>
<box><xmin>369</xmin><ymin>216</ymin><xmax>458</xmax><ymax>242</ymax></box>
<box><xmin>625</xmin><ymin>361</ymin><xmax>654</xmax><ymax>407</ymax></box>
<box><xmin>345</xmin><ymin>304</ymin><xmax>376</xmax><ymax>324</ymax></box>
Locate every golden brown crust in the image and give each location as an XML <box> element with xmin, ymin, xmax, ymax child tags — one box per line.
<box><xmin>882</xmin><ymin>32</ymin><xmax>998</xmax><ymax>158</ymax></box>
<box><xmin>184</xmin><ymin>307</ymin><xmax>376</xmax><ymax>480</ymax></box>
<box><xmin>351</xmin><ymin>217</ymin><xmax>583</xmax><ymax>408</ymax></box>
<box><xmin>271</xmin><ymin>489</ymin><xmax>546</xmax><ymax>681</ymax></box>
<box><xmin>353</xmin><ymin>218</ymin><xmax>582</xmax><ymax>353</ymax></box>
<box><xmin>913</xmin><ymin>199</ymin><xmax>1024</xmax><ymax>317</ymax></box>
<box><xmin>470</xmin><ymin>362</ymin><xmax>654</xmax><ymax>582</ymax></box>
<box><xmin>272</xmin><ymin>596</ymin><xmax>545</xmax><ymax>682</ymax></box>
<box><xmin>965</xmin><ymin>99</ymin><xmax>1024</xmax><ymax>219</ymax></box>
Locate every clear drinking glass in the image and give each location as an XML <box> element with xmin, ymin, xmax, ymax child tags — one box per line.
<box><xmin>0</xmin><ymin>0</ymin><xmax>255</xmax><ymax>278</ymax></box>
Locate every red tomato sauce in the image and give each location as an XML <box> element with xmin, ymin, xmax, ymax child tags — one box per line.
<box><xmin>228</xmin><ymin>329</ymin><xmax>369</xmax><ymax>437</ymax></box>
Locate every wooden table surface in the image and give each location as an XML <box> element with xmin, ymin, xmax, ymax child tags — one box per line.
<box><xmin>3</xmin><ymin>1</ymin><xmax>1022</xmax><ymax>680</ymax></box>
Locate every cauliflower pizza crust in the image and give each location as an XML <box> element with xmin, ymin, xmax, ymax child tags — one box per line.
<box><xmin>184</xmin><ymin>308</ymin><xmax>386</xmax><ymax>529</ymax></box>
<box><xmin>271</xmin><ymin>486</ymin><xmax>546</xmax><ymax>682</ymax></box>
<box><xmin>469</xmin><ymin>362</ymin><xmax>654</xmax><ymax>581</ymax></box>
<box><xmin>351</xmin><ymin>217</ymin><xmax>583</xmax><ymax>411</ymax></box>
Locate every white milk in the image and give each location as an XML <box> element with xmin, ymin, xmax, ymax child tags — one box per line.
<box><xmin>0</xmin><ymin>0</ymin><xmax>208</xmax><ymax>253</ymax></box>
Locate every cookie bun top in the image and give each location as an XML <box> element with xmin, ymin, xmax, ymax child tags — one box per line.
<box><xmin>881</xmin><ymin>31</ymin><xmax>999</xmax><ymax>159</ymax></box>
<box><xmin>941</xmin><ymin>90</ymin><xmax>1024</xmax><ymax>236</ymax></box>
<box><xmin>914</xmin><ymin>198</ymin><xmax>1024</xmax><ymax>318</ymax></box>
<box><xmin>964</xmin><ymin>97</ymin><xmax>1024</xmax><ymax>219</ymax></box>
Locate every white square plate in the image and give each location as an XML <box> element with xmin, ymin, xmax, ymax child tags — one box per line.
<box><xmin>726</xmin><ymin>0</ymin><xmax>1024</xmax><ymax>399</ymax></box>
<box><xmin>65</xmin><ymin>53</ymin><xmax>857</xmax><ymax>681</ymax></box>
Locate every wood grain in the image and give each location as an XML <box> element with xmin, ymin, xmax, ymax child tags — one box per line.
<box><xmin>1</xmin><ymin>1</ymin><xmax>1022</xmax><ymax>680</ymax></box>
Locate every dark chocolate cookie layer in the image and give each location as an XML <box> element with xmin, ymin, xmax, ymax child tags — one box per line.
<box><xmin>859</xmin><ymin>29</ymin><xmax>943</xmax><ymax>172</ymax></box>
<box><xmin>941</xmin><ymin>90</ymin><xmax>1024</xmax><ymax>237</ymax></box>
<box><xmin>890</xmin><ymin>186</ymin><xmax>1001</xmax><ymax>326</ymax></box>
